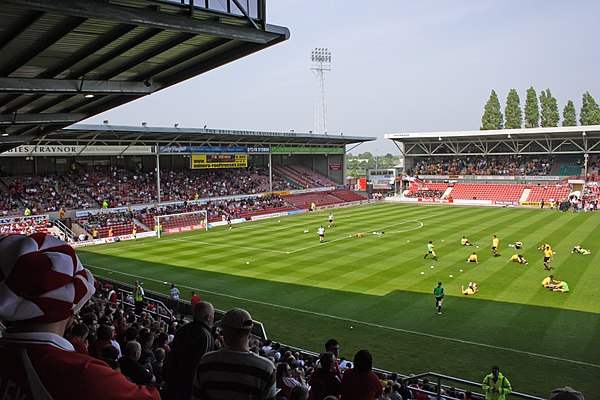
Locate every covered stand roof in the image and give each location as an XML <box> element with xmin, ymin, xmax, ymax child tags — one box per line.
<box><xmin>0</xmin><ymin>0</ymin><xmax>289</xmax><ymax>153</ymax></box>
<box><xmin>32</xmin><ymin>124</ymin><xmax>375</xmax><ymax>150</ymax></box>
<box><xmin>385</xmin><ymin>125</ymin><xmax>600</xmax><ymax>157</ymax></box>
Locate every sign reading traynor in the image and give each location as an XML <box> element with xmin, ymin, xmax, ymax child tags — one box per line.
<box><xmin>0</xmin><ymin>145</ymin><xmax>153</xmax><ymax>156</ymax></box>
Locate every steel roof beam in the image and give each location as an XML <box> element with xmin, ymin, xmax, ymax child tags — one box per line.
<box><xmin>6</xmin><ymin>0</ymin><xmax>286</xmax><ymax>44</ymax></box>
<box><xmin>0</xmin><ymin>78</ymin><xmax>156</xmax><ymax>95</ymax></box>
<box><xmin>0</xmin><ymin>113</ymin><xmax>85</xmax><ymax>125</ymax></box>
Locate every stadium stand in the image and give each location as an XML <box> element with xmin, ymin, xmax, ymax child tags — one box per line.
<box><xmin>526</xmin><ymin>185</ymin><xmax>571</xmax><ymax>203</ymax></box>
<box><xmin>447</xmin><ymin>184</ymin><xmax>526</xmax><ymax>202</ymax></box>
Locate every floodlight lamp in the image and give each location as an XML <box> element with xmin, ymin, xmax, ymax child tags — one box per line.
<box><xmin>103</xmin><ymin>120</ymin><xmax>109</xmax><ymax>124</ymax></box>
<box><xmin>84</xmin><ymin>94</ymin><xmax>94</xmax><ymax>99</ymax></box>
<box><xmin>142</xmin><ymin>122</ymin><xmax>147</xmax><ymax>127</ymax></box>
<box><xmin>174</xmin><ymin>123</ymin><xmax>179</xmax><ymax>128</ymax></box>
<box><xmin>507</xmin><ymin>133</ymin><xmax>511</xmax><ymax>138</ymax></box>
<box><xmin>438</xmin><ymin>137</ymin><xmax>442</xmax><ymax>141</ymax></box>
<box><xmin>582</xmin><ymin>131</ymin><xmax>587</xmax><ymax>136</ymax></box>
<box><xmin>1</xmin><ymin>132</ymin><xmax>8</xmax><ymax>137</ymax></box>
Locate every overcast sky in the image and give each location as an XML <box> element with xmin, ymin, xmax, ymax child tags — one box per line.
<box><xmin>84</xmin><ymin>0</ymin><xmax>600</xmax><ymax>155</ymax></box>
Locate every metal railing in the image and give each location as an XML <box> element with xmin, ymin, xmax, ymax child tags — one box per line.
<box><xmin>402</xmin><ymin>372</ymin><xmax>544</xmax><ymax>400</ymax></box>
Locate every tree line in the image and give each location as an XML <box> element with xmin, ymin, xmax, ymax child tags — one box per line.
<box><xmin>481</xmin><ymin>87</ymin><xmax>600</xmax><ymax>130</ymax></box>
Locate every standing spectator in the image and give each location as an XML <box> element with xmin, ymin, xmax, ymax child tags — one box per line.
<box><xmin>193</xmin><ymin>307</ymin><xmax>276</xmax><ymax>400</ymax></box>
<box><xmin>0</xmin><ymin>233</ymin><xmax>159</xmax><ymax>399</ymax></box>
<box><xmin>308</xmin><ymin>352</ymin><xmax>342</xmax><ymax>400</ymax></box>
<box><xmin>191</xmin><ymin>290</ymin><xmax>201</xmax><ymax>308</ymax></box>
<box><xmin>481</xmin><ymin>365</ymin><xmax>512</xmax><ymax>400</ymax></box>
<box><xmin>165</xmin><ymin>301</ymin><xmax>215</xmax><ymax>400</ymax></box>
<box><xmin>134</xmin><ymin>280</ymin><xmax>145</xmax><ymax>315</ymax></box>
<box><xmin>340</xmin><ymin>349</ymin><xmax>383</xmax><ymax>400</ymax></box>
<box><xmin>170</xmin><ymin>283</ymin><xmax>180</xmax><ymax>311</ymax></box>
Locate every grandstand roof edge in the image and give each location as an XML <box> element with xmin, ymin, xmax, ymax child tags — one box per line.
<box><xmin>63</xmin><ymin>124</ymin><xmax>376</xmax><ymax>144</ymax></box>
<box><xmin>385</xmin><ymin>125</ymin><xmax>600</xmax><ymax>140</ymax></box>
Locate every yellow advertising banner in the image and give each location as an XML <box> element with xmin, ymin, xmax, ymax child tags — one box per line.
<box><xmin>191</xmin><ymin>154</ymin><xmax>248</xmax><ymax>169</ymax></box>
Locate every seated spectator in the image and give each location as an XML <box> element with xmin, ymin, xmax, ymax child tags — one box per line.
<box><xmin>290</xmin><ymin>385</ymin><xmax>309</xmax><ymax>400</ymax></box>
<box><xmin>119</xmin><ymin>341</ymin><xmax>156</xmax><ymax>386</ymax></box>
<box><xmin>340</xmin><ymin>349</ymin><xmax>383</xmax><ymax>400</ymax></box>
<box><xmin>0</xmin><ymin>233</ymin><xmax>159</xmax><ymax>399</ymax></box>
<box><xmin>308</xmin><ymin>352</ymin><xmax>342</xmax><ymax>400</ymax></box>
<box><xmin>68</xmin><ymin>322</ymin><xmax>90</xmax><ymax>355</ymax></box>
<box><xmin>277</xmin><ymin>362</ymin><xmax>307</xmax><ymax>399</ymax></box>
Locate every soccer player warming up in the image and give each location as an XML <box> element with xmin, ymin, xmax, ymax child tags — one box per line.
<box><xmin>491</xmin><ymin>235</ymin><xmax>500</xmax><ymax>257</ymax></box>
<box><xmin>542</xmin><ymin>274</ymin><xmax>557</xmax><ymax>288</ymax></box>
<box><xmin>424</xmin><ymin>240</ymin><xmax>438</xmax><ymax>261</ymax></box>
<box><xmin>507</xmin><ymin>254</ymin><xmax>528</xmax><ymax>265</ymax></box>
<box><xmin>328</xmin><ymin>213</ymin><xmax>335</xmax><ymax>227</ymax></box>
<box><xmin>572</xmin><ymin>245</ymin><xmax>591</xmax><ymax>255</ymax></box>
<box><xmin>466</xmin><ymin>252</ymin><xmax>479</xmax><ymax>264</ymax></box>
<box><xmin>317</xmin><ymin>225</ymin><xmax>325</xmax><ymax>243</ymax></box>
<box><xmin>461</xmin><ymin>236</ymin><xmax>474</xmax><ymax>246</ymax></box>
<box><xmin>433</xmin><ymin>281</ymin><xmax>444</xmax><ymax>314</ymax></box>
<box><xmin>462</xmin><ymin>282</ymin><xmax>478</xmax><ymax>295</ymax></box>
<box><xmin>543</xmin><ymin>245</ymin><xmax>554</xmax><ymax>271</ymax></box>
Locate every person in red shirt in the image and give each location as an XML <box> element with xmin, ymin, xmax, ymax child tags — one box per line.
<box><xmin>340</xmin><ymin>349</ymin><xmax>383</xmax><ymax>400</ymax></box>
<box><xmin>308</xmin><ymin>352</ymin><xmax>342</xmax><ymax>400</ymax></box>
<box><xmin>0</xmin><ymin>233</ymin><xmax>159</xmax><ymax>400</ymax></box>
<box><xmin>190</xmin><ymin>291</ymin><xmax>201</xmax><ymax>308</ymax></box>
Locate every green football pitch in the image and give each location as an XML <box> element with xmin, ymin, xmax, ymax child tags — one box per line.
<box><xmin>78</xmin><ymin>203</ymin><xmax>600</xmax><ymax>398</ymax></box>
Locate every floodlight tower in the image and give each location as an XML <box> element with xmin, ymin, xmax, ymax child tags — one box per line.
<box><xmin>311</xmin><ymin>48</ymin><xmax>331</xmax><ymax>134</ymax></box>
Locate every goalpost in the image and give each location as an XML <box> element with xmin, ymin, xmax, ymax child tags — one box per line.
<box><xmin>154</xmin><ymin>210</ymin><xmax>208</xmax><ymax>238</ymax></box>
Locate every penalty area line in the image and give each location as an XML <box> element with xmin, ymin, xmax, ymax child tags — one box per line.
<box><xmin>86</xmin><ymin>264</ymin><xmax>600</xmax><ymax>370</ymax></box>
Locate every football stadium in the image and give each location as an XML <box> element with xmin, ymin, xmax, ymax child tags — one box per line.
<box><xmin>1</xmin><ymin>1</ymin><xmax>599</xmax><ymax>400</ymax></box>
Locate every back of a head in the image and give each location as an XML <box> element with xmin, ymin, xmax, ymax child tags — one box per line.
<box><xmin>124</xmin><ymin>341</ymin><xmax>141</xmax><ymax>359</ymax></box>
<box><xmin>320</xmin><ymin>351</ymin><xmax>335</xmax><ymax>371</ymax></box>
<box><xmin>290</xmin><ymin>385</ymin><xmax>309</xmax><ymax>400</ymax></box>
<box><xmin>97</xmin><ymin>324</ymin><xmax>113</xmax><ymax>341</ymax></box>
<box><xmin>549</xmin><ymin>386</ymin><xmax>584</xmax><ymax>400</ymax></box>
<box><xmin>193</xmin><ymin>301</ymin><xmax>214</xmax><ymax>324</ymax></box>
<box><xmin>353</xmin><ymin>349</ymin><xmax>373</xmax><ymax>372</ymax></box>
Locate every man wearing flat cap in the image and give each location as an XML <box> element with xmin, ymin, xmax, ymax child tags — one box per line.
<box><xmin>482</xmin><ymin>365</ymin><xmax>512</xmax><ymax>400</ymax></box>
<box><xmin>0</xmin><ymin>233</ymin><xmax>159</xmax><ymax>399</ymax></box>
<box><xmin>193</xmin><ymin>307</ymin><xmax>276</xmax><ymax>400</ymax></box>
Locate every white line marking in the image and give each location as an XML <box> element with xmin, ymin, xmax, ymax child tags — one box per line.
<box><xmin>87</xmin><ymin>264</ymin><xmax>600</xmax><ymax>370</ymax></box>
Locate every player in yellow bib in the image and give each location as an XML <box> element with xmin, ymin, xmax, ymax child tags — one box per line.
<box><xmin>492</xmin><ymin>235</ymin><xmax>500</xmax><ymax>257</ymax></box>
<box><xmin>507</xmin><ymin>254</ymin><xmax>528</xmax><ymax>265</ymax></box>
<box><xmin>543</xmin><ymin>245</ymin><xmax>554</xmax><ymax>271</ymax></box>
<box><xmin>462</xmin><ymin>282</ymin><xmax>478</xmax><ymax>295</ymax></box>
<box><xmin>466</xmin><ymin>252</ymin><xmax>479</xmax><ymax>264</ymax></box>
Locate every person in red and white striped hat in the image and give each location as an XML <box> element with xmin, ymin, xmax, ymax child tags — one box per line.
<box><xmin>0</xmin><ymin>233</ymin><xmax>159</xmax><ymax>400</ymax></box>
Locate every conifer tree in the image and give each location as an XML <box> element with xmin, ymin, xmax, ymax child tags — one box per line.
<box><xmin>504</xmin><ymin>89</ymin><xmax>522</xmax><ymax>129</ymax></box>
<box><xmin>580</xmin><ymin>91</ymin><xmax>600</xmax><ymax>125</ymax></box>
<box><xmin>524</xmin><ymin>86</ymin><xmax>539</xmax><ymax>128</ymax></box>
<box><xmin>562</xmin><ymin>100</ymin><xmax>577</xmax><ymax>126</ymax></box>
<box><xmin>540</xmin><ymin>89</ymin><xmax>559</xmax><ymax>127</ymax></box>
<box><xmin>481</xmin><ymin>90</ymin><xmax>503</xmax><ymax>130</ymax></box>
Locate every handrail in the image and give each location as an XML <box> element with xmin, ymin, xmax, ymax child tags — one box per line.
<box><xmin>403</xmin><ymin>372</ymin><xmax>544</xmax><ymax>400</ymax></box>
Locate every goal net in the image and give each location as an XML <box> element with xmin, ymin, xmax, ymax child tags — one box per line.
<box><xmin>154</xmin><ymin>210</ymin><xmax>208</xmax><ymax>238</ymax></box>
